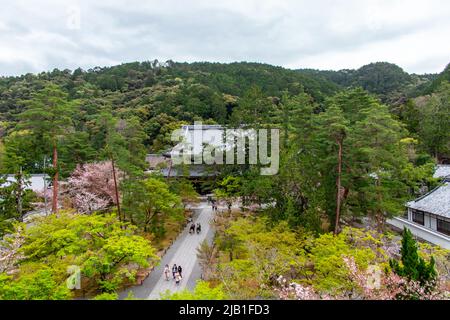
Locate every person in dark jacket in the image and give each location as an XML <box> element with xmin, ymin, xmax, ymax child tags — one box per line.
<box><xmin>172</xmin><ymin>264</ymin><xmax>177</xmax><ymax>279</ymax></box>
<box><xmin>177</xmin><ymin>265</ymin><xmax>183</xmax><ymax>277</ymax></box>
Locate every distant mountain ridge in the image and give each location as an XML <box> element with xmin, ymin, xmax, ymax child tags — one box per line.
<box><xmin>0</xmin><ymin>60</ymin><xmax>448</xmax><ymax>123</ymax></box>
<box><xmin>297</xmin><ymin>61</ymin><xmax>442</xmax><ymax>102</ymax></box>
<box><xmin>421</xmin><ymin>62</ymin><xmax>450</xmax><ymax>95</ymax></box>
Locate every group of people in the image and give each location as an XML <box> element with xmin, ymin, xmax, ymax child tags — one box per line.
<box><xmin>189</xmin><ymin>222</ymin><xmax>201</xmax><ymax>234</ymax></box>
<box><xmin>207</xmin><ymin>196</ymin><xmax>219</xmax><ymax>211</ymax></box>
<box><xmin>164</xmin><ymin>264</ymin><xmax>183</xmax><ymax>285</ymax></box>
<box><xmin>160</xmin><ymin>197</ymin><xmax>216</xmax><ymax>287</ymax></box>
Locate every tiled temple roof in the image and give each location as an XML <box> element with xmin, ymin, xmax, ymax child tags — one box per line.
<box><xmin>407</xmin><ymin>182</ymin><xmax>450</xmax><ymax>218</ymax></box>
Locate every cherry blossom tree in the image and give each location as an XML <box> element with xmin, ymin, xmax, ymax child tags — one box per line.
<box><xmin>343</xmin><ymin>256</ymin><xmax>449</xmax><ymax>300</ymax></box>
<box><xmin>67</xmin><ymin>161</ymin><xmax>124</xmax><ymax>213</ymax></box>
<box><xmin>275</xmin><ymin>275</ymin><xmax>328</xmax><ymax>300</ymax></box>
<box><xmin>275</xmin><ymin>257</ymin><xmax>449</xmax><ymax>300</ymax></box>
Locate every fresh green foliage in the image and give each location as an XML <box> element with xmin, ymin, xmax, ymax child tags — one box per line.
<box><xmin>92</xmin><ymin>292</ymin><xmax>119</xmax><ymax>300</ymax></box>
<box><xmin>389</xmin><ymin>228</ymin><xmax>437</xmax><ymax>287</ymax></box>
<box><xmin>160</xmin><ymin>281</ymin><xmax>226</xmax><ymax>300</ymax></box>
<box><xmin>0</xmin><ymin>268</ymin><xmax>71</xmax><ymax>300</ymax></box>
<box><xmin>299</xmin><ymin>62</ymin><xmax>419</xmax><ymax>103</ymax></box>
<box><xmin>169</xmin><ymin>178</ymin><xmax>199</xmax><ymax>204</ymax></box>
<box><xmin>121</xmin><ymin>177</ymin><xmax>183</xmax><ymax>234</ymax></box>
<box><xmin>2</xmin><ymin>84</ymin><xmax>76</xmax><ymax>174</ymax></box>
<box><xmin>0</xmin><ymin>212</ymin><xmax>158</xmax><ymax>299</ymax></box>
<box><xmin>418</xmin><ymin>82</ymin><xmax>450</xmax><ymax>160</ymax></box>
<box><xmin>214</xmin><ymin>176</ymin><xmax>242</xmax><ymax>211</ymax></box>
<box><xmin>230</xmin><ymin>85</ymin><xmax>275</xmax><ymax>127</ymax></box>
<box><xmin>421</xmin><ymin>63</ymin><xmax>450</xmax><ymax>95</ymax></box>
<box><xmin>0</xmin><ymin>174</ymin><xmax>36</xmax><ymax>234</ymax></box>
<box><xmin>0</xmin><ymin>59</ymin><xmax>449</xmax><ymax>300</ymax></box>
<box><xmin>242</xmin><ymin>88</ymin><xmax>427</xmax><ymax>232</ymax></box>
<box><xmin>213</xmin><ymin>216</ymin><xmax>392</xmax><ymax>298</ymax></box>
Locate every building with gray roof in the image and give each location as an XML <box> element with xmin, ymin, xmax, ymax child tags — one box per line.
<box><xmin>433</xmin><ymin>164</ymin><xmax>450</xmax><ymax>181</ymax></box>
<box><xmin>387</xmin><ymin>166</ymin><xmax>450</xmax><ymax>249</ymax></box>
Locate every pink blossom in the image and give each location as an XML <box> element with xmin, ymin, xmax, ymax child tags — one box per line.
<box><xmin>275</xmin><ymin>257</ymin><xmax>449</xmax><ymax>300</ymax></box>
<box><xmin>67</xmin><ymin>161</ymin><xmax>124</xmax><ymax>213</ymax></box>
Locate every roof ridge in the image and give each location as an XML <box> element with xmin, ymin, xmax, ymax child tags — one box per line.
<box><xmin>413</xmin><ymin>182</ymin><xmax>449</xmax><ymax>202</ymax></box>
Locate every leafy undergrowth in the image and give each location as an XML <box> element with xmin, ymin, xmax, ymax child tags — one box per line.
<box><xmin>202</xmin><ymin>213</ymin><xmax>450</xmax><ymax>300</ymax></box>
<box><xmin>0</xmin><ymin>211</ymin><xmax>159</xmax><ymax>300</ymax></box>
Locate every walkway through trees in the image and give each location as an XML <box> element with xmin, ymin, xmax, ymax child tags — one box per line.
<box><xmin>119</xmin><ymin>201</ymin><xmax>215</xmax><ymax>299</ymax></box>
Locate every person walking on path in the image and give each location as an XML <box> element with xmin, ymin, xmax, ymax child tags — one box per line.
<box><xmin>118</xmin><ymin>199</ymin><xmax>215</xmax><ymax>300</ymax></box>
<box><xmin>189</xmin><ymin>223</ymin><xmax>195</xmax><ymax>234</ymax></box>
<box><xmin>172</xmin><ymin>264</ymin><xmax>177</xmax><ymax>279</ymax></box>
<box><xmin>196</xmin><ymin>223</ymin><xmax>201</xmax><ymax>234</ymax></box>
<box><xmin>163</xmin><ymin>264</ymin><xmax>170</xmax><ymax>281</ymax></box>
<box><xmin>177</xmin><ymin>265</ymin><xmax>183</xmax><ymax>278</ymax></box>
<box><xmin>175</xmin><ymin>272</ymin><xmax>182</xmax><ymax>285</ymax></box>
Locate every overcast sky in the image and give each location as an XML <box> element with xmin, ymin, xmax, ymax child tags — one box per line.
<box><xmin>1</xmin><ymin>0</ymin><xmax>449</xmax><ymax>76</ymax></box>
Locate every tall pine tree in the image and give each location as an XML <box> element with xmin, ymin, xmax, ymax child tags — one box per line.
<box><xmin>17</xmin><ymin>84</ymin><xmax>75</xmax><ymax>213</ymax></box>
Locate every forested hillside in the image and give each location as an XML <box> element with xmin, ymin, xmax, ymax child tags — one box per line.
<box><xmin>421</xmin><ymin>63</ymin><xmax>450</xmax><ymax>95</ymax></box>
<box><xmin>0</xmin><ymin>60</ymin><xmax>446</xmax><ymax>170</ymax></box>
<box><xmin>0</xmin><ymin>61</ymin><xmax>340</xmax><ymax>175</ymax></box>
<box><xmin>0</xmin><ymin>61</ymin><xmax>339</xmax><ymax>122</ymax></box>
<box><xmin>298</xmin><ymin>62</ymin><xmax>437</xmax><ymax>103</ymax></box>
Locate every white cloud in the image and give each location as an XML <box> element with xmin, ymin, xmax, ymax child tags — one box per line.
<box><xmin>0</xmin><ymin>0</ymin><xmax>449</xmax><ymax>75</ymax></box>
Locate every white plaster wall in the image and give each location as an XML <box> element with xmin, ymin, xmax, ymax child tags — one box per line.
<box><xmin>387</xmin><ymin>217</ymin><xmax>450</xmax><ymax>249</ymax></box>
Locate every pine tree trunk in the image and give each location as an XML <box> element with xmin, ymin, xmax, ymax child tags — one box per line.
<box><xmin>52</xmin><ymin>144</ymin><xmax>58</xmax><ymax>213</ymax></box>
<box><xmin>334</xmin><ymin>138</ymin><xmax>343</xmax><ymax>235</ymax></box>
<box><xmin>376</xmin><ymin>177</ymin><xmax>384</xmax><ymax>233</ymax></box>
<box><xmin>111</xmin><ymin>158</ymin><xmax>122</xmax><ymax>221</ymax></box>
<box><xmin>17</xmin><ymin>167</ymin><xmax>23</xmax><ymax>220</ymax></box>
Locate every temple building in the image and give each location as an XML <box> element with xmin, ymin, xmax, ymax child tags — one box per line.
<box><xmin>387</xmin><ymin>165</ymin><xmax>450</xmax><ymax>249</ymax></box>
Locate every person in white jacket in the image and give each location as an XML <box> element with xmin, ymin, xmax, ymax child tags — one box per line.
<box><xmin>163</xmin><ymin>264</ymin><xmax>170</xmax><ymax>281</ymax></box>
